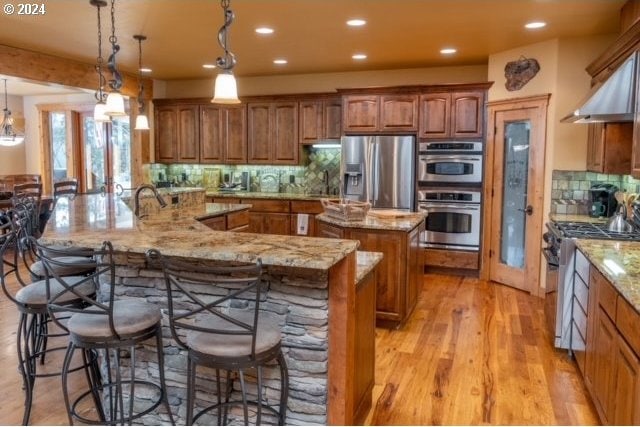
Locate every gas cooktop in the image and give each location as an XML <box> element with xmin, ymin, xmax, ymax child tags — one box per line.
<box><xmin>552</xmin><ymin>221</ymin><xmax>640</xmax><ymax>241</ymax></box>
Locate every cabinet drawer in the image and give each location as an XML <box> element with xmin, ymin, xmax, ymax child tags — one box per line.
<box><xmin>200</xmin><ymin>216</ymin><xmax>226</xmax><ymax>231</ymax></box>
<box><xmin>242</xmin><ymin>198</ymin><xmax>290</xmax><ymax>213</ymax></box>
<box><xmin>573</xmin><ymin>295</ymin><xmax>588</xmax><ymax>339</ymax></box>
<box><xmin>575</xmin><ymin>249</ymin><xmax>590</xmax><ymax>282</ymax></box>
<box><xmin>291</xmin><ymin>200</ymin><xmax>323</xmax><ymax>214</ymax></box>
<box><xmin>574</xmin><ymin>272</ymin><xmax>589</xmax><ymax>313</ymax></box>
<box><xmin>616</xmin><ymin>296</ymin><xmax>640</xmax><ymax>357</ymax></box>
<box><xmin>209</xmin><ymin>197</ymin><xmax>241</xmax><ymax>204</ymax></box>
<box><xmin>592</xmin><ymin>267</ymin><xmax>617</xmax><ymax>320</ymax></box>
<box><xmin>226</xmin><ymin>210</ymin><xmax>249</xmax><ymax>229</ymax></box>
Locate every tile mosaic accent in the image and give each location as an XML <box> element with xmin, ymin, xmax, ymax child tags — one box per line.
<box><xmin>146</xmin><ymin>147</ymin><xmax>342</xmax><ymax>195</ymax></box>
<box><xmin>550</xmin><ymin>170</ymin><xmax>640</xmax><ymax>214</ymax></box>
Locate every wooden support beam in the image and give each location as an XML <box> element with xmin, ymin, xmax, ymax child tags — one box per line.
<box><xmin>0</xmin><ymin>44</ymin><xmax>152</xmax><ymax>99</ymax></box>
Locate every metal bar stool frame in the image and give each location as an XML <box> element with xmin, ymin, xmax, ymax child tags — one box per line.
<box><xmin>34</xmin><ymin>239</ymin><xmax>175</xmax><ymax>426</ymax></box>
<box><xmin>147</xmin><ymin>250</ymin><xmax>289</xmax><ymax>426</ymax></box>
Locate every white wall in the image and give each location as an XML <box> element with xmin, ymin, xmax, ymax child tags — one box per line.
<box><xmin>0</xmin><ymin>94</ymin><xmax>26</xmax><ymax>174</ymax></box>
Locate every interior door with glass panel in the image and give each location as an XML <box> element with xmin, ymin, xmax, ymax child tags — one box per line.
<box><xmin>488</xmin><ymin>105</ymin><xmax>546</xmax><ymax>293</ymax></box>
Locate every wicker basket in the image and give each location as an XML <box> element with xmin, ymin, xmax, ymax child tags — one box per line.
<box><xmin>321</xmin><ymin>198</ymin><xmax>371</xmax><ymax>221</ymax></box>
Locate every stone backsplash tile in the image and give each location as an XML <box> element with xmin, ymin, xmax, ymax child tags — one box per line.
<box><xmin>550</xmin><ymin>170</ymin><xmax>640</xmax><ymax>214</ymax></box>
<box><xmin>147</xmin><ymin>147</ymin><xmax>342</xmax><ymax>195</ymax></box>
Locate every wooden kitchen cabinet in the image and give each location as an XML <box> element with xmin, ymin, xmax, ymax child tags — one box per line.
<box><xmin>241</xmin><ymin>198</ymin><xmax>291</xmax><ymax>235</ymax></box>
<box><xmin>586</xmin><ymin>122</ymin><xmax>632</xmax><ymax>174</ymax></box>
<box><xmin>247</xmin><ymin>101</ymin><xmax>298</xmax><ymax>164</ymax></box>
<box><xmin>299</xmin><ymin>98</ymin><xmax>342</xmax><ymax>143</ymax></box>
<box><xmin>342</xmin><ymin>94</ymin><xmax>418</xmax><ymax>133</ymax></box>
<box><xmin>419</xmin><ymin>91</ymin><xmax>484</xmax><ymax>139</ymax></box>
<box><xmin>592</xmin><ymin>305</ymin><xmax>617</xmax><ymax>424</ymax></box>
<box><xmin>154</xmin><ymin>103</ymin><xmax>199</xmax><ymax>163</ymax></box>
<box><xmin>611</xmin><ymin>333</ymin><xmax>640</xmax><ymax>425</ymax></box>
<box><xmin>198</xmin><ymin>208</ymin><xmax>250</xmax><ymax>232</ymax></box>
<box><xmin>200</xmin><ymin>104</ymin><xmax>247</xmax><ymax>164</ymax></box>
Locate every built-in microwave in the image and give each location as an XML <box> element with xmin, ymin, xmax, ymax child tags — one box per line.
<box><xmin>418</xmin><ymin>141</ymin><xmax>483</xmax><ymax>185</ymax></box>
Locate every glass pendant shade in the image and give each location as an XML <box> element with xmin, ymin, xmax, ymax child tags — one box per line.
<box><xmin>212</xmin><ymin>71</ymin><xmax>240</xmax><ymax>104</ymax></box>
<box><xmin>0</xmin><ymin>114</ymin><xmax>24</xmax><ymax>146</ymax></box>
<box><xmin>104</xmin><ymin>91</ymin><xmax>126</xmax><ymax>116</ymax></box>
<box><xmin>94</xmin><ymin>102</ymin><xmax>111</xmax><ymax>122</ymax></box>
<box><xmin>0</xmin><ymin>134</ymin><xmax>24</xmax><ymax>147</ymax></box>
<box><xmin>134</xmin><ymin>114</ymin><xmax>149</xmax><ymax>130</ymax></box>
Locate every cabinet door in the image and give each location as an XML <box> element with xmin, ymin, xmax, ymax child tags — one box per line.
<box><xmin>272</xmin><ymin>102</ymin><xmax>298</xmax><ymax>164</ymax></box>
<box><xmin>612</xmin><ymin>334</ymin><xmax>640</xmax><ymax>425</ymax></box>
<box><xmin>299</xmin><ymin>101</ymin><xmax>323</xmax><ymax>143</ymax></box>
<box><xmin>224</xmin><ymin>106</ymin><xmax>248</xmax><ymax>164</ymax></box>
<box><xmin>324</xmin><ymin>98</ymin><xmax>343</xmax><ymax>140</ymax></box>
<box><xmin>587</xmin><ymin>123</ymin><xmax>605</xmax><ymax>172</ymax></box>
<box><xmin>247</xmin><ymin>103</ymin><xmax>272</xmax><ymax>163</ymax></box>
<box><xmin>176</xmin><ymin>105</ymin><xmax>199</xmax><ymax>163</ymax></box>
<box><xmin>593</xmin><ymin>306</ymin><xmax>617</xmax><ymax>423</ymax></box>
<box><xmin>200</xmin><ymin>105</ymin><xmax>224</xmax><ymax>163</ymax></box>
<box><xmin>263</xmin><ymin>213</ymin><xmax>291</xmax><ymax>235</ymax></box>
<box><xmin>154</xmin><ymin>106</ymin><xmax>177</xmax><ymax>163</ymax></box>
<box><xmin>247</xmin><ymin>212</ymin><xmax>264</xmax><ymax>233</ymax></box>
<box><xmin>451</xmin><ymin>91</ymin><xmax>484</xmax><ymax>138</ymax></box>
<box><xmin>200</xmin><ymin>216</ymin><xmax>226</xmax><ymax>230</ymax></box>
<box><xmin>419</xmin><ymin>93</ymin><xmax>451</xmax><ymax>139</ymax></box>
<box><xmin>380</xmin><ymin>95</ymin><xmax>418</xmax><ymax>131</ymax></box>
<box><xmin>343</xmin><ymin>95</ymin><xmax>379</xmax><ymax>132</ymax></box>
<box><xmin>317</xmin><ymin>221</ymin><xmax>344</xmax><ymax>239</ymax></box>
<box><xmin>585</xmin><ymin>266</ymin><xmax>599</xmax><ymax>393</ymax></box>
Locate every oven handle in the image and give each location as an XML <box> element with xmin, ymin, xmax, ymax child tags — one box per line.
<box><xmin>419</xmin><ymin>156</ymin><xmax>481</xmax><ymax>162</ymax></box>
<box><xmin>418</xmin><ymin>203</ymin><xmax>481</xmax><ymax>211</ymax></box>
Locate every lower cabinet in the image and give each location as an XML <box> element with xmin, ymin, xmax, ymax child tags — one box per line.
<box><xmin>317</xmin><ymin>219</ymin><xmax>424</xmax><ymax>328</ymax></box>
<box><xmin>198</xmin><ymin>209</ymin><xmax>250</xmax><ymax>232</ymax></box>
<box><xmin>353</xmin><ymin>268</ymin><xmax>376</xmax><ymax>424</ymax></box>
<box><xmin>248</xmin><ymin>212</ymin><xmax>290</xmax><ymax>235</ymax></box>
<box><xmin>583</xmin><ymin>265</ymin><xmax>640</xmax><ymax>425</ymax></box>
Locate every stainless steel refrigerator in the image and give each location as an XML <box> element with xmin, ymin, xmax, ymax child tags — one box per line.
<box><xmin>341</xmin><ymin>135</ymin><xmax>415</xmax><ymax>210</ymax></box>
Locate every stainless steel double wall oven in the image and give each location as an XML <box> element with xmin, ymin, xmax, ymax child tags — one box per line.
<box><xmin>417</xmin><ymin>141</ymin><xmax>483</xmax><ymax>251</ymax></box>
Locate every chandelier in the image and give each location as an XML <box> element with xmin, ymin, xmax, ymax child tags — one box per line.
<box><xmin>133</xmin><ymin>34</ymin><xmax>149</xmax><ymax>130</ymax></box>
<box><xmin>0</xmin><ymin>79</ymin><xmax>25</xmax><ymax>147</ymax></box>
<box><xmin>212</xmin><ymin>0</ymin><xmax>240</xmax><ymax>104</ymax></box>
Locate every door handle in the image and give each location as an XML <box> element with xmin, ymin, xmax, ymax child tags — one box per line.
<box><xmin>518</xmin><ymin>205</ymin><xmax>533</xmax><ymax>215</ymax></box>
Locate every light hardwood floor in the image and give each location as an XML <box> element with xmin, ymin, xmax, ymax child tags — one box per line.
<box><xmin>0</xmin><ymin>272</ymin><xmax>599</xmax><ymax>425</ymax></box>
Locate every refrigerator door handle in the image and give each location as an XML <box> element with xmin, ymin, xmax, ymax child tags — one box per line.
<box><xmin>366</xmin><ymin>138</ymin><xmax>374</xmax><ymax>204</ymax></box>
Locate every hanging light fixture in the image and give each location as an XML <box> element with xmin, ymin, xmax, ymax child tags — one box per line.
<box><xmin>0</xmin><ymin>79</ymin><xmax>25</xmax><ymax>147</ymax></box>
<box><xmin>212</xmin><ymin>0</ymin><xmax>240</xmax><ymax>104</ymax></box>
<box><xmin>133</xmin><ymin>34</ymin><xmax>149</xmax><ymax>131</ymax></box>
<box><xmin>91</xmin><ymin>0</ymin><xmax>110</xmax><ymax>123</ymax></box>
<box><xmin>104</xmin><ymin>0</ymin><xmax>126</xmax><ymax>116</ymax></box>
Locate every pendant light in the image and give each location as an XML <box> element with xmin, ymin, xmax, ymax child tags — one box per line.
<box><xmin>91</xmin><ymin>0</ymin><xmax>110</xmax><ymax>123</ymax></box>
<box><xmin>104</xmin><ymin>0</ymin><xmax>126</xmax><ymax>116</ymax></box>
<box><xmin>212</xmin><ymin>0</ymin><xmax>240</xmax><ymax>104</ymax></box>
<box><xmin>133</xmin><ymin>34</ymin><xmax>149</xmax><ymax>131</ymax></box>
<box><xmin>0</xmin><ymin>79</ymin><xmax>25</xmax><ymax>147</ymax></box>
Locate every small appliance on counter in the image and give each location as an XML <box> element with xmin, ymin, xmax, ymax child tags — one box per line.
<box><xmin>589</xmin><ymin>183</ymin><xmax>618</xmax><ymax>217</ymax></box>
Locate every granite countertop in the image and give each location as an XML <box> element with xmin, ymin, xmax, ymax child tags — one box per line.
<box><xmin>549</xmin><ymin>213</ymin><xmax>607</xmax><ymax>224</ymax></box>
<box><xmin>40</xmin><ymin>194</ymin><xmax>358</xmax><ymax>270</ymax></box>
<box><xmin>356</xmin><ymin>251</ymin><xmax>383</xmax><ymax>283</ymax></box>
<box><xmin>316</xmin><ymin>211</ymin><xmax>426</xmax><ymax>232</ymax></box>
<box><xmin>191</xmin><ymin>203</ymin><xmax>249</xmax><ymax>220</ymax></box>
<box><xmin>207</xmin><ymin>190</ymin><xmax>329</xmax><ymax>201</ymax></box>
<box><xmin>575</xmin><ymin>239</ymin><xmax>640</xmax><ymax>313</ymax></box>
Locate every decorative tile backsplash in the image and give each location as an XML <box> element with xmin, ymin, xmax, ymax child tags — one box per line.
<box><xmin>551</xmin><ymin>170</ymin><xmax>640</xmax><ymax>214</ymax></box>
<box><xmin>144</xmin><ymin>147</ymin><xmax>342</xmax><ymax>195</ymax></box>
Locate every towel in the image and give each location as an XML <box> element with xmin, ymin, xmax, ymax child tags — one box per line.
<box><xmin>296</xmin><ymin>214</ymin><xmax>309</xmax><ymax>235</ymax></box>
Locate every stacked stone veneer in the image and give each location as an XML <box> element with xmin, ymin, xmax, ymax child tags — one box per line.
<box><xmin>101</xmin><ymin>252</ymin><xmax>330</xmax><ymax>426</ymax></box>
<box><xmin>121</xmin><ymin>190</ymin><xmax>206</xmax><ymax>218</ymax></box>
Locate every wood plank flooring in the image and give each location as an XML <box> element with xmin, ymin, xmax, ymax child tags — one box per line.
<box><xmin>0</xmin><ymin>271</ymin><xmax>599</xmax><ymax>425</ymax></box>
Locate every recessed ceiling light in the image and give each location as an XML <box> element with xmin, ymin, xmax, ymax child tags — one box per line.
<box><xmin>347</xmin><ymin>19</ymin><xmax>366</xmax><ymax>27</ymax></box>
<box><xmin>525</xmin><ymin>21</ymin><xmax>546</xmax><ymax>29</ymax></box>
<box><xmin>202</xmin><ymin>64</ymin><xmax>216</xmax><ymax>69</ymax></box>
<box><xmin>273</xmin><ymin>59</ymin><xmax>288</xmax><ymax>65</ymax></box>
<box><xmin>139</xmin><ymin>67</ymin><xmax>152</xmax><ymax>73</ymax></box>
<box><xmin>440</xmin><ymin>48</ymin><xmax>457</xmax><ymax>55</ymax></box>
<box><xmin>255</xmin><ymin>27</ymin><xmax>274</xmax><ymax>34</ymax></box>
<box><xmin>352</xmin><ymin>53</ymin><xmax>367</xmax><ymax>60</ymax></box>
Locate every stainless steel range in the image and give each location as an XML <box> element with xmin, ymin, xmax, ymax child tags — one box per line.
<box><xmin>543</xmin><ymin>219</ymin><xmax>640</xmax><ymax>349</ymax></box>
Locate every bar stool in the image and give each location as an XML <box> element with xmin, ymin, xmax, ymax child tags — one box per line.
<box><xmin>33</xmin><ymin>239</ymin><xmax>175</xmax><ymax>425</ymax></box>
<box><xmin>0</xmin><ymin>213</ymin><xmax>99</xmax><ymax>425</ymax></box>
<box><xmin>147</xmin><ymin>249</ymin><xmax>288</xmax><ymax>426</ymax></box>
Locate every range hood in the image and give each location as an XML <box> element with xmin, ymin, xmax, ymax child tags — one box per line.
<box><xmin>561</xmin><ymin>52</ymin><xmax>637</xmax><ymax>123</ymax></box>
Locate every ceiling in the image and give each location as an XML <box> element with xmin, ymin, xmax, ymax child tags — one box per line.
<box><xmin>0</xmin><ymin>0</ymin><xmax>627</xmax><ymax>93</ymax></box>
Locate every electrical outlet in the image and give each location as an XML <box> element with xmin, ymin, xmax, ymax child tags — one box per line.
<box><xmin>171</xmin><ymin>195</ymin><xmax>179</xmax><ymax>205</ymax></box>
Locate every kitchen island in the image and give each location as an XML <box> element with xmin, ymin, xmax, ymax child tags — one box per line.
<box><xmin>316</xmin><ymin>212</ymin><xmax>426</xmax><ymax>328</ymax></box>
<box><xmin>39</xmin><ymin>194</ymin><xmax>382</xmax><ymax>425</ymax></box>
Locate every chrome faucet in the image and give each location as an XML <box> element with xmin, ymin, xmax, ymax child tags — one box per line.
<box><xmin>322</xmin><ymin>169</ymin><xmax>330</xmax><ymax>195</ymax></box>
<box><xmin>134</xmin><ymin>184</ymin><xmax>167</xmax><ymax>218</ymax></box>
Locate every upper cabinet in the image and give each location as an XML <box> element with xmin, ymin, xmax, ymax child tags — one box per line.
<box><xmin>154</xmin><ymin>104</ymin><xmax>199</xmax><ymax>163</ymax></box>
<box><xmin>586</xmin><ymin>122</ymin><xmax>632</xmax><ymax>174</ymax></box>
<box><xmin>342</xmin><ymin>94</ymin><xmax>418</xmax><ymax>133</ymax></box>
<box><xmin>299</xmin><ymin>97</ymin><xmax>342</xmax><ymax>143</ymax></box>
<box><xmin>247</xmin><ymin>101</ymin><xmax>298</xmax><ymax>164</ymax></box>
<box><xmin>200</xmin><ymin>104</ymin><xmax>247</xmax><ymax>164</ymax></box>
<box><xmin>419</xmin><ymin>91</ymin><xmax>484</xmax><ymax>139</ymax></box>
